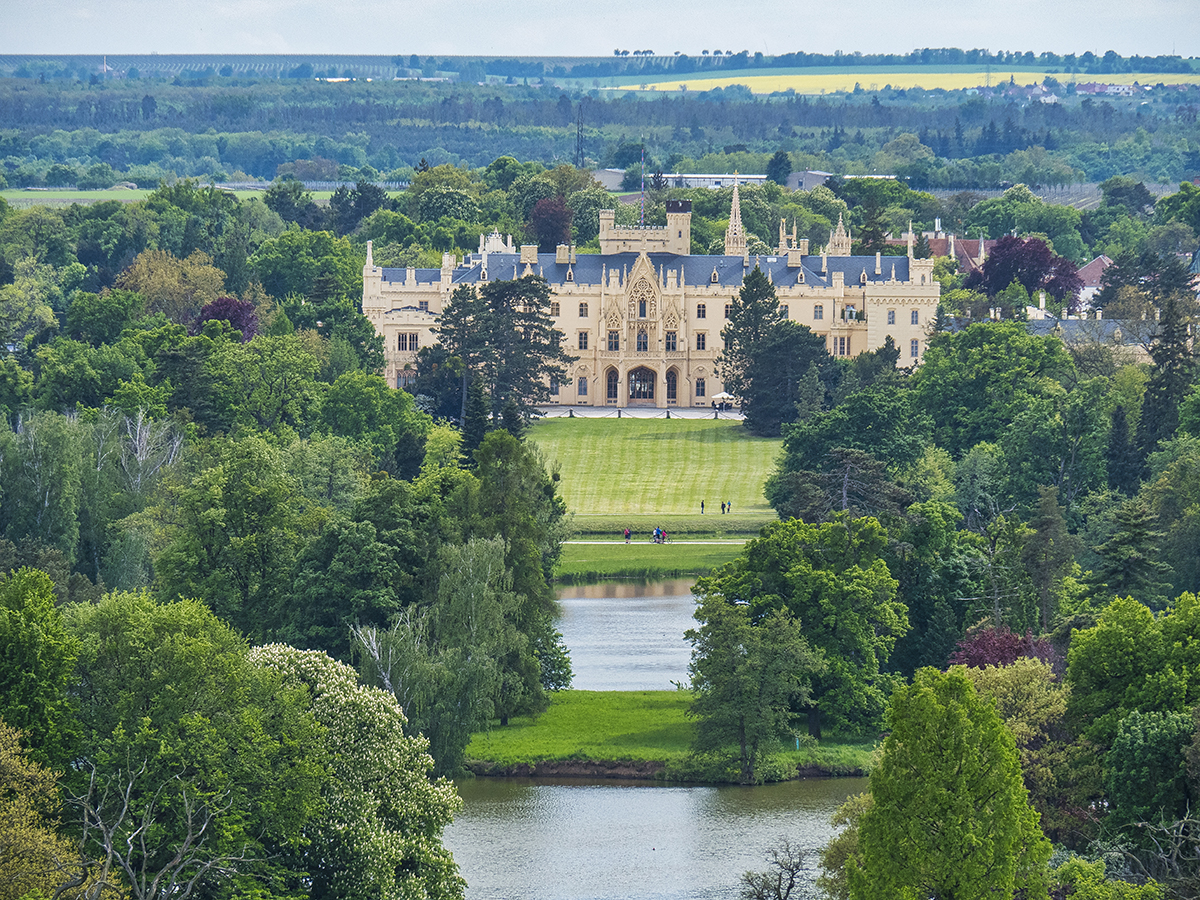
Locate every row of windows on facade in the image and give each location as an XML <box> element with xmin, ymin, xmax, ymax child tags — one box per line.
<box><xmin>554</xmin><ymin>301</ymin><xmax>920</xmax><ymax>325</ymax></box>
<box><xmin>577</xmin><ymin>331</ymin><xmax>699</xmax><ymax>352</ymax></box>
<box><xmin>549</xmin><ymin>372</ymin><xmax>707</xmax><ymax>401</ymax></box>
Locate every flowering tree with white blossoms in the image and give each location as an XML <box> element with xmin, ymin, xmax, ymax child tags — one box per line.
<box><xmin>249</xmin><ymin>644</ymin><xmax>465</xmax><ymax>900</ymax></box>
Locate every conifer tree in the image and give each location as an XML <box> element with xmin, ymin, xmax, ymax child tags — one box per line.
<box><xmin>462</xmin><ymin>377</ymin><xmax>490</xmax><ymax>461</ymax></box>
<box><xmin>1105</xmin><ymin>404</ymin><xmax>1141</xmax><ymax>494</ymax></box>
<box><xmin>1137</xmin><ymin>292</ymin><xmax>1196</xmax><ymax>458</ymax></box>
<box><xmin>1089</xmin><ymin>497</ymin><xmax>1173</xmax><ymax>607</ymax></box>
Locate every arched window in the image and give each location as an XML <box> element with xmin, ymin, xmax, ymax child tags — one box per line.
<box><xmin>637</xmin><ymin>330</ymin><xmax>648</xmax><ymax>352</ymax></box>
<box><xmin>606</xmin><ymin>369</ymin><xmax>619</xmax><ymax>401</ymax></box>
<box><xmin>666</xmin><ymin>370</ymin><xmax>678</xmax><ymax>400</ymax></box>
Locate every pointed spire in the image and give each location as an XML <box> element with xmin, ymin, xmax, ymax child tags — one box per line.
<box><xmin>365</xmin><ymin>239</ymin><xmax>374</xmax><ymax>270</ymax></box>
<box><xmin>724</xmin><ymin>173</ymin><xmax>747</xmax><ymax>258</ymax></box>
<box><xmin>907</xmin><ymin>220</ymin><xmax>914</xmax><ymax>258</ymax></box>
<box><xmin>827</xmin><ymin>213</ymin><xmax>852</xmax><ymax>256</ymax></box>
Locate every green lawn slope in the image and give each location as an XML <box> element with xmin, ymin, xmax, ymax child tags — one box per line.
<box><xmin>530</xmin><ymin>417</ymin><xmax>781</xmax><ymax>518</ymax></box>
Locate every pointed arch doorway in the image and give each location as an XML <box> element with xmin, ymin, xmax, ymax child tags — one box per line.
<box><xmin>628</xmin><ymin>366</ymin><xmax>656</xmax><ymax>405</ymax></box>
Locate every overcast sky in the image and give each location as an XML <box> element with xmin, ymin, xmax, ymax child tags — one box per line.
<box><xmin>1</xmin><ymin>0</ymin><xmax>1196</xmax><ymax>59</ymax></box>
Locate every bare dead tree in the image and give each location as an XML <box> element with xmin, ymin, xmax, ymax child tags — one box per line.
<box><xmin>59</xmin><ymin>763</ymin><xmax>253</xmax><ymax>900</ymax></box>
<box><xmin>117</xmin><ymin>409</ymin><xmax>183</xmax><ymax>497</ymax></box>
<box><xmin>739</xmin><ymin>839</ymin><xmax>817</xmax><ymax>900</ymax></box>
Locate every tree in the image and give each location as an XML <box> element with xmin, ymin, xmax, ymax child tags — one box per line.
<box><xmin>66</xmin><ymin>288</ymin><xmax>145</xmax><ymax>346</ymax></box>
<box><xmin>152</xmin><ymin>436</ymin><xmax>316</xmax><ymax>641</ymax></box>
<box><xmin>1137</xmin><ymin>291</ymin><xmax>1196</xmax><ymax>458</ymax></box>
<box><xmin>1021</xmin><ymin>485</ymin><xmax>1082</xmax><ymax>629</ymax></box>
<box><xmin>1106</xmin><ymin>709</ymin><xmax>1195</xmax><ymax>836</ymax></box>
<box><xmin>739</xmin><ymin>840</ymin><xmax>812</xmax><ymax>900</ymax></box>
<box><xmin>191</xmin><ymin>296</ymin><xmax>258</xmax><ymax>341</ymax></box>
<box><xmin>849</xmin><ymin>668</ymin><xmax>1052</xmax><ymax>900</ymax></box>
<box><xmin>0</xmin><ymin>569</ymin><xmax>77</xmax><ymax>767</ymax></box>
<box><xmin>1065</xmin><ymin>594</ymin><xmax>1200</xmax><ymax>748</ymax></box>
<box><xmin>693</xmin><ymin>516</ymin><xmax>906</xmax><ymax>737</ymax></box>
<box><xmin>911</xmin><ymin>321</ymin><xmax>1075</xmax><ymax>456</ymax></box>
<box><xmin>0</xmin><ymin>720</ymin><xmax>87</xmax><ymax>900</ymax></box>
<box><xmin>765</xmin><ymin>151</ymin><xmax>792</xmax><ymax>187</ymax></box>
<box><xmin>718</xmin><ymin>268</ymin><xmax>831</xmax><ymax>436</ymax></box>
<box><xmin>527</xmin><ymin>197</ymin><xmax>573</xmax><ymax>250</ymax></box>
<box><xmin>435</xmin><ymin>276</ymin><xmax>573</xmax><ymax>418</ymax></box>
<box><xmin>686</xmin><ymin>601</ymin><xmax>824</xmax><ymax>783</ymax></box>
<box><xmin>965</xmin><ymin>235</ymin><xmax>1081</xmax><ymax>303</ymax></box>
<box><xmin>1088</xmin><ymin>497</ymin><xmax>1173</xmax><ymax>608</ymax></box>
<box><xmin>248</xmin><ymin>645</ymin><xmax>465</xmax><ymax>900</ymax></box>
<box><xmin>116</xmin><ymin>249</ymin><xmax>225</xmax><ymax>323</ymax></box>
<box><xmin>63</xmin><ymin>592</ymin><xmax>327</xmax><ymax>899</ymax></box>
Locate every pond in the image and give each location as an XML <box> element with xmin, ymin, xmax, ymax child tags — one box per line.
<box><xmin>556</xmin><ymin>579</ymin><xmax>696</xmax><ymax>691</ymax></box>
<box><xmin>446</xmin><ymin>775</ymin><xmax>866</xmax><ymax>900</ymax></box>
<box><xmin>445</xmin><ymin>579</ymin><xmax>862</xmax><ymax>899</ymax></box>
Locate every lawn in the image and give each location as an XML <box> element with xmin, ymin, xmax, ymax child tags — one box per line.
<box><xmin>466</xmin><ymin>690</ymin><xmax>694</xmax><ymax>765</ymax></box>
<box><xmin>530</xmin><ymin>417</ymin><xmax>781</xmax><ymax>518</ymax></box>
<box><xmin>465</xmin><ymin>689</ymin><xmax>875</xmax><ymax>780</ymax></box>
<box><xmin>556</xmin><ymin>540</ymin><xmax>745</xmax><ymax>583</ymax></box>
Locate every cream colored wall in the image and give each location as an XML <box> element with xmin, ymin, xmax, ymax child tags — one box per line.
<box><xmin>362</xmin><ymin>250</ymin><xmax>942</xmax><ymax>405</ymax></box>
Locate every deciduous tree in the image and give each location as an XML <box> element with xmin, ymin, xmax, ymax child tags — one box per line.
<box><xmin>850</xmin><ymin>668</ymin><xmax>1052</xmax><ymax>900</ymax></box>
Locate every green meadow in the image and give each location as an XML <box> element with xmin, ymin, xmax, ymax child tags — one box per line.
<box><xmin>465</xmin><ymin>690</ymin><xmax>874</xmax><ymax>780</ymax></box>
<box><xmin>529</xmin><ymin>417</ymin><xmax>781</xmax><ymax>517</ymax></box>
<box><xmin>530</xmin><ymin>417</ymin><xmax>779</xmax><ymax>581</ymax></box>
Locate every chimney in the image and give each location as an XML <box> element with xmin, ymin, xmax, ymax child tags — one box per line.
<box><xmin>520</xmin><ymin>245</ymin><xmax>538</xmax><ymax>264</ymax></box>
<box><xmin>556</xmin><ymin>244</ymin><xmax>570</xmax><ymax>264</ymax></box>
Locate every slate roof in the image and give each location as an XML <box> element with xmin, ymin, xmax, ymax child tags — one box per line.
<box><xmin>380</xmin><ymin>251</ymin><xmax>912</xmax><ymax>291</ymax></box>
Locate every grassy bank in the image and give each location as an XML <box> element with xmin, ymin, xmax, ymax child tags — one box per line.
<box><xmin>465</xmin><ymin>690</ymin><xmax>875</xmax><ymax>782</ymax></box>
<box><xmin>530</xmin><ymin>417</ymin><xmax>781</xmax><ymax>518</ymax></box>
<box><xmin>556</xmin><ymin>541</ymin><xmax>744</xmax><ymax>583</ymax></box>
<box><xmin>572</xmin><ymin>512</ymin><xmax>771</xmax><ymax>538</ymax></box>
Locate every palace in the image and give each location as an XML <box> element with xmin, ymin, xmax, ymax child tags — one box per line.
<box><xmin>361</xmin><ymin>183</ymin><xmax>941</xmax><ymax>409</ymax></box>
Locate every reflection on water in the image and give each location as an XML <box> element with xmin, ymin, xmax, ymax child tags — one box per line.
<box><xmin>556</xmin><ymin>580</ymin><xmax>697</xmax><ymax>691</ymax></box>
<box><xmin>446</xmin><ymin>776</ymin><xmax>867</xmax><ymax>900</ymax></box>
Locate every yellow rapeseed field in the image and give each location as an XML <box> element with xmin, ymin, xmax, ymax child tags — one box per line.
<box><xmin>615</xmin><ymin>71</ymin><xmax>1200</xmax><ymax>94</ymax></box>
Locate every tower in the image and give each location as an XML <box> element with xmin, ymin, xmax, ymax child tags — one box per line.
<box><xmin>827</xmin><ymin>213</ymin><xmax>852</xmax><ymax>257</ymax></box>
<box><xmin>724</xmin><ymin>175</ymin><xmax>748</xmax><ymax>261</ymax></box>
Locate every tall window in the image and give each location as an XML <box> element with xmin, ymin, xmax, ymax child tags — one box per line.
<box><xmin>606</xmin><ymin>369</ymin><xmax>619</xmax><ymax>401</ymax></box>
<box><xmin>398</xmin><ymin>333</ymin><xmax>418</xmax><ymax>351</ymax></box>
<box><xmin>666</xmin><ymin>370</ymin><xmax>677</xmax><ymax>400</ymax></box>
<box><xmin>696</xmin><ymin>378</ymin><xmax>706</xmax><ymax>398</ymax></box>
<box><xmin>887</xmin><ymin>310</ymin><xmax>895</xmax><ymax>325</ymax></box>
<box><xmin>697</xmin><ymin>303</ymin><xmax>707</xmax><ymax>319</ymax></box>
<box><xmin>780</xmin><ymin>305</ymin><xmax>789</xmax><ymax>319</ymax></box>
<box><xmin>637</xmin><ymin>330</ymin><xmax>648</xmax><ymax>352</ymax></box>
<box><xmin>724</xmin><ymin>303</ymin><xmax>733</xmax><ymax>318</ymax></box>
<box><xmin>579</xmin><ymin>302</ymin><xmax>588</xmax><ymax>317</ymax></box>
<box><xmin>814</xmin><ymin>304</ymin><xmax>824</xmax><ymax>320</ymax></box>
<box><xmin>578</xmin><ymin>376</ymin><xmax>588</xmax><ymax>396</ymax></box>
<box><xmin>638</xmin><ymin>299</ymin><xmax>647</xmax><ymax>318</ymax></box>
<box><xmin>550</xmin><ymin>377</ymin><xmax>559</xmax><ymax>395</ymax></box>
<box><xmin>665</xmin><ymin>331</ymin><xmax>677</xmax><ymax>351</ymax></box>
<box><xmin>911</xmin><ymin>310</ymin><xmax>919</xmax><ymax>325</ymax></box>
<box><xmin>911</xmin><ymin>338</ymin><xmax>920</xmax><ymax>358</ymax></box>
<box><xmin>550</xmin><ymin>301</ymin><xmax>560</xmax><ymax>317</ymax></box>
<box><xmin>578</xmin><ymin>332</ymin><xmax>589</xmax><ymax>350</ymax></box>
<box><xmin>696</xmin><ymin>333</ymin><xmax>706</xmax><ymax>351</ymax></box>
<box><xmin>607</xmin><ymin>331</ymin><xmax>619</xmax><ymax>351</ymax></box>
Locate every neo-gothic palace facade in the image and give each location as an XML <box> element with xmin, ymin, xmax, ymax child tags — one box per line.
<box><xmin>361</xmin><ymin>183</ymin><xmax>941</xmax><ymax>409</ymax></box>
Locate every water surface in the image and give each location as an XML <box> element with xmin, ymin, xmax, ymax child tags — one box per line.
<box><xmin>556</xmin><ymin>579</ymin><xmax>696</xmax><ymax>691</ymax></box>
<box><xmin>446</xmin><ymin>775</ymin><xmax>866</xmax><ymax>900</ymax></box>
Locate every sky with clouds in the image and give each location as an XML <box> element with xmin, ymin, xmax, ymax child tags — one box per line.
<box><xmin>1</xmin><ymin>0</ymin><xmax>1195</xmax><ymax>59</ymax></box>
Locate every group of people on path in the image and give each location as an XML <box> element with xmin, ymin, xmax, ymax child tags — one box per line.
<box><xmin>622</xmin><ymin>527</ymin><xmax>669</xmax><ymax>544</ymax></box>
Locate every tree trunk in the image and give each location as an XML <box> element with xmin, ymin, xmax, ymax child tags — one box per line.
<box><xmin>807</xmin><ymin>707</ymin><xmax>821</xmax><ymax>741</ymax></box>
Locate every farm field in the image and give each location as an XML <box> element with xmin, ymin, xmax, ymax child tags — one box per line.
<box><xmin>615</xmin><ymin>70</ymin><xmax>1200</xmax><ymax>94</ymax></box>
<box><xmin>529</xmin><ymin>417</ymin><xmax>781</xmax><ymax>518</ymax></box>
